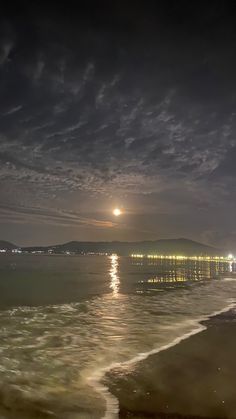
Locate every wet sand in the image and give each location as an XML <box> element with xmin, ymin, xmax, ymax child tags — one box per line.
<box><xmin>106</xmin><ymin>309</ymin><xmax>236</xmax><ymax>419</ymax></box>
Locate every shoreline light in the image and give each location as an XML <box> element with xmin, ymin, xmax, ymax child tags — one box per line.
<box><xmin>130</xmin><ymin>254</ymin><xmax>236</xmax><ymax>262</ymax></box>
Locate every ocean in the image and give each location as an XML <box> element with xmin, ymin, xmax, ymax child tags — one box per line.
<box><xmin>0</xmin><ymin>254</ymin><xmax>235</xmax><ymax>418</ymax></box>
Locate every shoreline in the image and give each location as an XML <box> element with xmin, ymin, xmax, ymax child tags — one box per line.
<box><xmin>99</xmin><ymin>303</ymin><xmax>236</xmax><ymax>419</ymax></box>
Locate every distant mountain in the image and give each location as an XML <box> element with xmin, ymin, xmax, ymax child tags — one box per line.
<box><xmin>23</xmin><ymin>238</ymin><xmax>222</xmax><ymax>256</ymax></box>
<box><xmin>0</xmin><ymin>240</ymin><xmax>19</xmax><ymax>250</ymax></box>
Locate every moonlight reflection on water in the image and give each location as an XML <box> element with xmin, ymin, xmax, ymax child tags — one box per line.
<box><xmin>109</xmin><ymin>254</ymin><xmax>120</xmax><ymax>296</ymax></box>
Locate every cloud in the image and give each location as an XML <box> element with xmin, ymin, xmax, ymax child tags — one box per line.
<box><xmin>0</xmin><ymin>39</ymin><xmax>13</xmax><ymax>65</ymax></box>
<box><xmin>2</xmin><ymin>105</ymin><xmax>22</xmax><ymax>116</ymax></box>
<box><xmin>0</xmin><ymin>204</ymin><xmax>117</xmax><ymax>229</ymax></box>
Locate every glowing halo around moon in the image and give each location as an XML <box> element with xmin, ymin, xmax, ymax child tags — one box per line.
<box><xmin>113</xmin><ymin>208</ymin><xmax>122</xmax><ymax>216</ymax></box>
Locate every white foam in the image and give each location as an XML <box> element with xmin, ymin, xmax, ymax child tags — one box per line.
<box><xmin>223</xmin><ymin>277</ymin><xmax>236</xmax><ymax>281</ymax></box>
<box><xmin>87</xmin><ymin>302</ymin><xmax>235</xmax><ymax>419</ymax></box>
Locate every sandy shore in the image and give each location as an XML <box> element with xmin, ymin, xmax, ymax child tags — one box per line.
<box><xmin>106</xmin><ymin>309</ymin><xmax>236</xmax><ymax>419</ymax></box>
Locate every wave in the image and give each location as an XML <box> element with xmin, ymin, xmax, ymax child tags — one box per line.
<box><xmin>87</xmin><ymin>301</ymin><xmax>236</xmax><ymax>419</ymax></box>
<box><xmin>223</xmin><ymin>277</ymin><xmax>236</xmax><ymax>281</ymax></box>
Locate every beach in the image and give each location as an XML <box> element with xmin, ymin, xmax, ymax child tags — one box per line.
<box><xmin>106</xmin><ymin>309</ymin><xmax>236</xmax><ymax>419</ymax></box>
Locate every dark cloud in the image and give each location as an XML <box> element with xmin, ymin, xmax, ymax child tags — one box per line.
<box><xmin>1</xmin><ymin>1</ymin><xmax>236</xmax><ymax>247</ymax></box>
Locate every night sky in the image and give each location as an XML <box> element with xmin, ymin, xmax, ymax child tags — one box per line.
<box><xmin>1</xmin><ymin>1</ymin><xmax>236</xmax><ymax>248</ymax></box>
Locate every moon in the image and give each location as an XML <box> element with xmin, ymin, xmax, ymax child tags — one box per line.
<box><xmin>113</xmin><ymin>208</ymin><xmax>122</xmax><ymax>216</ymax></box>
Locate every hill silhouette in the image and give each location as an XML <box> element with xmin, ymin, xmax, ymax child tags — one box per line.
<box><xmin>21</xmin><ymin>238</ymin><xmax>222</xmax><ymax>256</ymax></box>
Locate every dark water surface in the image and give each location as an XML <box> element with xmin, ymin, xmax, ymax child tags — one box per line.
<box><xmin>0</xmin><ymin>254</ymin><xmax>236</xmax><ymax>418</ymax></box>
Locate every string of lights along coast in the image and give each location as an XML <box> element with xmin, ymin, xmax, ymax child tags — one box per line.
<box><xmin>131</xmin><ymin>254</ymin><xmax>236</xmax><ymax>262</ymax></box>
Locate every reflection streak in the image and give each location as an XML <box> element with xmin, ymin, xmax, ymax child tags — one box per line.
<box><xmin>109</xmin><ymin>254</ymin><xmax>120</xmax><ymax>296</ymax></box>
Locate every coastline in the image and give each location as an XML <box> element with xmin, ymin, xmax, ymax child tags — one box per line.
<box><xmin>102</xmin><ymin>304</ymin><xmax>236</xmax><ymax>419</ymax></box>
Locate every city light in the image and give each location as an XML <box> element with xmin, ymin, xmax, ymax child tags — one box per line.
<box><xmin>130</xmin><ymin>254</ymin><xmax>236</xmax><ymax>262</ymax></box>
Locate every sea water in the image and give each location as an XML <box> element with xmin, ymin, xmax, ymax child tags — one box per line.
<box><xmin>0</xmin><ymin>254</ymin><xmax>235</xmax><ymax>418</ymax></box>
